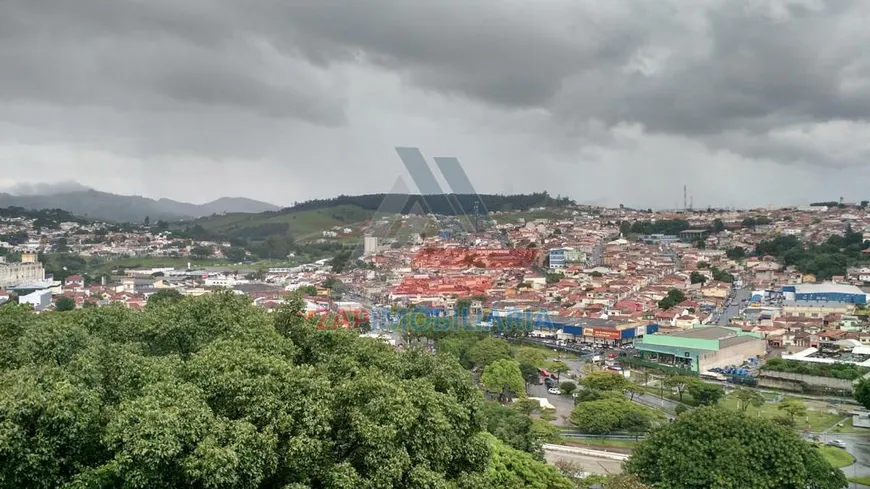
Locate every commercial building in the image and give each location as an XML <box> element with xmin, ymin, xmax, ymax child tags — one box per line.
<box><xmin>639</xmin><ymin>234</ymin><xmax>680</xmax><ymax>245</ymax></box>
<box><xmin>678</xmin><ymin>229</ymin><xmax>709</xmax><ymax>243</ymax></box>
<box><xmin>780</xmin><ymin>283</ymin><xmax>868</xmax><ymax>318</ymax></box>
<box><xmin>633</xmin><ymin>326</ymin><xmax>766</xmax><ymax>374</ymax></box>
<box><xmin>547</xmin><ymin>317</ymin><xmax>659</xmax><ymax>348</ymax></box>
<box><xmin>783</xmin><ymin>283</ymin><xmax>867</xmax><ymax>304</ymax></box>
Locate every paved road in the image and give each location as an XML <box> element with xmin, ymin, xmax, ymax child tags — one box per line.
<box><xmin>543</xmin><ymin>450</ymin><xmax>624</xmax><ymax>475</ymax></box>
<box><xmin>715</xmin><ymin>286</ymin><xmax>751</xmax><ymax>326</ymax></box>
<box><xmin>813</xmin><ymin>433</ymin><xmax>870</xmax><ymax>487</ymax></box>
<box><xmin>629</xmin><ymin>391</ymin><xmax>678</xmax><ymax>418</ymax></box>
<box><xmin>528</xmin><ymin>381</ymin><xmax>577</xmax><ymax>426</ymax></box>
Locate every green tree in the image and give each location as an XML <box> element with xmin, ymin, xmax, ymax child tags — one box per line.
<box><xmin>520</xmin><ymin>362</ymin><xmax>541</xmax><ymax>387</ymax></box>
<box><xmin>481</xmin><ymin>359</ymin><xmax>526</xmax><ymax>402</ymax></box>
<box><xmin>778</xmin><ymin>398</ymin><xmax>808</xmax><ymax>424</ymax></box>
<box><xmin>582</xmin><ymin>371</ymin><xmax>631</xmax><ymax>391</ymax></box>
<box><xmin>515</xmin><ymin>347</ymin><xmax>548</xmax><ymax>367</ymax></box>
<box><xmin>147</xmin><ymin>288</ymin><xmax>184</xmax><ymax>308</ymax></box>
<box><xmin>713</xmin><ymin>219</ymin><xmax>725</xmax><ymax>233</ymax></box>
<box><xmin>461</xmin><ymin>434</ymin><xmax>573</xmax><ymax>489</ymax></box>
<box><xmin>689</xmin><ymin>271</ymin><xmax>707</xmax><ymax>284</ymax></box>
<box><xmin>734</xmin><ymin>388</ymin><xmax>765</xmax><ymax>412</ymax></box>
<box><xmin>546</xmin><ymin>360</ymin><xmax>570</xmax><ymax>381</ymax></box>
<box><xmin>467</xmin><ymin>337</ymin><xmax>514</xmax><ymax>369</ymax></box>
<box><xmin>54</xmin><ymin>296</ymin><xmax>76</xmax><ymax>312</ymax></box>
<box><xmin>569</xmin><ymin>398</ymin><xmax>663</xmax><ymax>435</ymax></box>
<box><xmin>330</xmin><ymin>250</ymin><xmax>352</xmax><ymax>273</ymax></box>
<box><xmin>559</xmin><ymin>381</ymin><xmax>577</xmax><ymax>395</ymax></box>
<box><xmin>625</xmin><ymin>407</ymin><xmax>846</xmax><ymax>489</ymax></box>
<box><xmin>711</xmin><ymin>266</ymin><xmax>735</xmax><ymax>283</ymax></box>
<box><xmin>224</xmin><ymin>247</ymin><xmax>247</xmax><ymax>263</ymax></box>
<box><xmin>697</xmin><ymin>261</ymin><xmax>710</xmax><ymax>269</ymax></box>
<box><xmin>295</xmin><ymin>285</ymin><xmax>318</xmax><ymax>296</ymax></box>
<box><xmin>687</xmin><ymin>381</ymin><xmax>724</xmax><ymax>405</ymax></box>
<box><xmin>854</xmin><ymin>377</ymin><xmax>870</xmax><ymax>409</ymax></box>
<box><xmin>658</xmin><ymin>289</ymin><xmax>687</xmax><ymax>310</ymax></box>
<box><xmin>664</xmin><ymin>376</ymin><xmax>694</xmax><ymax>402</ymax></box>
<box><xmin>481</xmin><ymin>401</ymin><xmax>541</xmax><ymax>455</ymax></box>
<box><xmin>726</xmin><ymin>246</ymin><xmax>747</xmax><ymax>260</ymax></box>
<box><xmin>0</xmin><ymin>292</ymin><xmax>569</xmax><ymax>488</ymax></box>
<box><xmin>190</xmin><ymin>245</ymin><xmax>213</xmax><ymax>259</ymax></box>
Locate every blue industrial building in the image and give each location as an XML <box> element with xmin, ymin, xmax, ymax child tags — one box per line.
<box><xmin>782</xmin><ymin>284</ymin><xmax>867</xmax><ymax>305</ymax></box>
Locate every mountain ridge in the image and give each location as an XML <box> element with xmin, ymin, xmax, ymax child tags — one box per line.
<box><xmin>0</xmin><ymin>189</ymin><xmax>280</xmax><ymax>223</ymax></box>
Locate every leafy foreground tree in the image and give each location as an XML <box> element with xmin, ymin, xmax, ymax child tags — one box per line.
<box><xmin>0</xmin><ymin>292</ymin><xmax>573</xmax><ymax>489</ymax></box>
<box><xmin>856</xmin><ymin>377</ymin><xmax>870</xmax><ymax>409</ymax></box>
<box><xmin>625</xmin><ymin>407</ymin><xmax>847</xmax><ymax>489</ymax></box>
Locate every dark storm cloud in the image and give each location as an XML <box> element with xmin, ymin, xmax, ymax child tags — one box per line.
<box><xmin>4</xmin><ymin>0</ymin><xmax>868</xmax><ymax>139</ymax></box>
<box><xmin>1</xmin><ymin>0</ymin><xmax>870</xmax><ymax>206</ymax></box>
<box><xmin>0</xmin><ymin>0</ymin><xmax>344</xmax><ymax>124</ymax></box>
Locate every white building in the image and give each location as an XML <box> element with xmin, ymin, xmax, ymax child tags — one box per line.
<box><xmin>0</xmin><ymin>260</ymin><xmax>45</xmax><ymax>289</ymax></box>
<box><xmin>19</xmin><ymin>289</ymin><xmax>51</xmax><ymax>311</ymax></box>
<box><xmin>363</xmin><ymin>236</ymin><xmax>379</xmax><ymax>256</ymax></box>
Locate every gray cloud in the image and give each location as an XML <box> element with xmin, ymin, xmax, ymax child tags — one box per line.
<box><xmin>0</xmin><ymin>0</ymin><xmax>869</xmax><ymax>208</ymax></box>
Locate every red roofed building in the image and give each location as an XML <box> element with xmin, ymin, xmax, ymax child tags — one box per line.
<box><xmin>412</xmin><ymin>248</ymin><xmax>537</xmax><ymax>270</ymax></box>
<box><xmin>391</xmin><ymin>275</ymin><xmax>493</xmax><ymax>301</ymax></box>
<box><xmin>65</xmin><ymin>275</ymin><xmax>85</xmax><ymax>289</ymax></box>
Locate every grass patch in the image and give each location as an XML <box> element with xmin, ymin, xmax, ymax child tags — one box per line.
<box><xmin>183</xmin><ymin>205</ymin><xmax>376</xmax><ymax>242</ymax></box>
<box><xmin>849</xmin><ymin>476</ymin><xmax>870</xmax><ymax>486</ymax></box>
<box><xmin>830</xmin><ymin>417</ymin><xmax>870</xmax><ymax>434</ymax></box>
<box><xmin>719</xmin><ymin>395</ymin><xmax>843</xmax><ymax>432</ymax></box>
<box><xmin>816</xmin><ymin>445</ymin><xmax>855</xmax><ymax>469</ymax></box>
<box><xmin>562</xmin><ymin>439</ymin><xmax>638</xmax><ymax>450</ymax></box>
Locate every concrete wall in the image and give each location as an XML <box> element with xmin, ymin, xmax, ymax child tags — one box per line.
<box><xmin>756</xmin><ymin>370</ymin><xmax>854</xmax><ymax>394</ymax></box>
<box><xmin>699</xmin><ymin>339</ymin><xmax>766</xmax><ymax>371</ymax></box>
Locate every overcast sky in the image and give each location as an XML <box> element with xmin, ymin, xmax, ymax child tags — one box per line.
<box><xmin>1</xmin><ymin>0</ymin><xmax>869</xmax><ymax>209</ymax></box>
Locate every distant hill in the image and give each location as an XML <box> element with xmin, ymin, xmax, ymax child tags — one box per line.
<box><xmin>280</xmin><ymin>192</ymin><xmax>574</xmax><ymax>215</ymax></box>
<box><xmin>0</xmin><ymin>189</ymin><xmax>280</xmax><ymax>223</ymax></box>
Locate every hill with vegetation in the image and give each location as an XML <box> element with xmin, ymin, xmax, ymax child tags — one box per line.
<box><xmin>170</xmin><ymin>192</ymin><xmax>575</xmax><ymax>262</ymax></box>
<box><xmin>753</xmin><ymin>225</ymin><xmax>870</xmax><ymax>279</ymax></box>
<box><xmin>0</xmin><ymin>189</ymin><xmax>280</xmax><ymax>223</ymax></box>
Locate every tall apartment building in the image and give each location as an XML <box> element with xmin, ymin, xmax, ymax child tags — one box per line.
<box><xmin>0</xmin><ymin>255</ymin><xmax>46</xmax><ymax>290</ymax></box>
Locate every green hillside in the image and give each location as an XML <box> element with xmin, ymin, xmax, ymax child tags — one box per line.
<box><xmin>181</xmin><ymin>204</ymin><xmax>376</xmax><ymax>241</ymax></box>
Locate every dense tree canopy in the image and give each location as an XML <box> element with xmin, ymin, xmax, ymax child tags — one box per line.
<box><xmin>763</xmin><ymin>357</ymin><xmax>869</xmax><ymax>380</ymax></box>
<box><xmin>658</xmin><ymin>289</ymin><xmax>687</xmax><ymax>310</ymax></box>
<box><xmin>570</xmin><ymin>397</ymin><xmax>664</xmax><ymax>435</ymax></box>
<box><xmin>0</xmin><ymin>292</ymin><xmax>570</xmax><ymax>489</ymax></box>
<box><xmin>625</xmin><ymin>407</ymin><xmax>847</xmax><ymax>489</ymax></box>
<box><xmin>855</xmin><ymin>378</ymin><xmax>870</xmax><ymax>409</ymax></box>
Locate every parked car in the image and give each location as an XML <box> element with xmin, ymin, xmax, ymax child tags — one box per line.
<box><xmin>548</xmin><ymin>388</ymin><xmax>562</xmax><ymax>395</ymax></box>
<box><xmin>544</xmin><ymin>378</ymin><xmax>557</xmax><ymax>388</ymax></box>
<box><xmin>827</xmin><ymin>440</ymin><xmax>847</xmax><ymax>449</ymax></box>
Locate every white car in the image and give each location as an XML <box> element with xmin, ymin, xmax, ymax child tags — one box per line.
<box><xmin>548</xmin><ymin>388</ymin><xmax>562</xmax><ymax>395</ymax></box>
